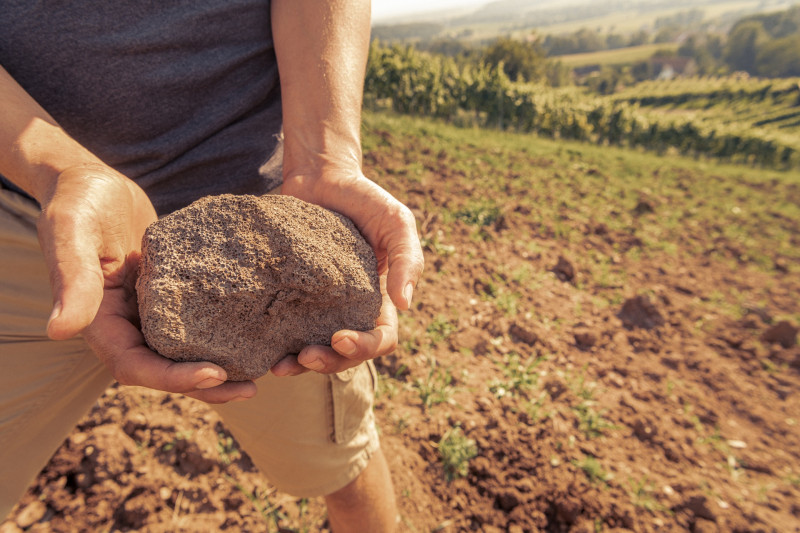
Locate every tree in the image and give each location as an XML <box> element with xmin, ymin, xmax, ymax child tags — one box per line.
<box><xmin>756</xmin><ymin>35</ymin><xmax>800</xmax><ymax>77</ymax></box>
<box><xmin>725</xmin><ymin>21</ymin><xmax>768</xmax><ymax>74</ymax></box>
<box><xmin>483</xmin><ymin>37</ymin><xmax>547</xmax><ymax>83</ymax></box>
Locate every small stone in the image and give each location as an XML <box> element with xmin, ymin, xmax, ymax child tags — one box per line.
<box><xmin>495</xmin><ymin>489</ymin><xmax>521</xmax><ymax>512</ymax></box>
<box><xmin>553</xmin><ymin>255</ymin><xmax>575</xmax><ymax>282</ymax></box>
<box><xmin>15</xmin><ymin>501</ymin><xmax>46</xmax><ymax>529</ymax></box>
<box><xmin>681</xmin><ymin>495</ymin><xmax>717</xmax><ymax>521</ymax></box>
<box><xmin>543</xmin><ymin>376</ymin><xmax>568</xmax><ymax>399</ymax></box>
<box><xmin>509</xmin><ymin>321</ymin><xmax>539</xmax><ymax>345</ymax></box>
<box><xmin>761</xmin><ymin>320</ymin><xmax>798</xmax><ymax>348</ymax></box>
<box><xmin>137</xmin><ymin>194</ymin><xmax>382</xmax><ymax>381</ymax></box>
<box><xmin>632</xmin><ymin>200</ymin><xmax>654</xmax><ymax>215</ymax></box>
<box><xmin>574</xmin><ymin>329</ymin><xmax>598</xmax><ymax>348</ymax></box>
<box><xmin>632</xmin><ymin>417</ymin><xmax>658</xmax><ymax>441</ymax></box>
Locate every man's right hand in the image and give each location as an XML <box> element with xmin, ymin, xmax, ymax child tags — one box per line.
<box><xmin>37</xmin><ymin>165</ymin><xmax>256</xmax><ymax>404</ymax></box>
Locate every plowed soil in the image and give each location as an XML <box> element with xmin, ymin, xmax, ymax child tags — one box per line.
<box><xmin>4</xmin><ymin>115</ymin><xmax>799</xmax><ymax>532</ymax></box>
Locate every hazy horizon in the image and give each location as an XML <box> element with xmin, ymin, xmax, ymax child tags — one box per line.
<box><xmin>372</xmin><ymin>0</ymin><xmax>487</xmax><ymax>22</ymax></box>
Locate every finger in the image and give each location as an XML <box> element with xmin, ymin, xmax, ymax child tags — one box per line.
<box><xmin>382</xmin><ymin>207</ymin><xmax>424</xmax><ymax>310</ymax></box>
<box><xmin>296</xmin><ymin>345</ymin><xmax>361</xmax><ymax>374</ymax></box>
<box><xmin>185</xmin><ymin>380</ymin><xmax>258</xmax><ymax>404</ymax></box>
<box><xmin>37</xmin><ymin>207</ymin><xmax>105</xmax><ymax>340</ymax></box>
<box><xmin>85</xmin><ymin>307</ymin><xmax>233</xmax><ymax>394</ymax></box>
<box><xmin>297</xmin><ymin>294</ymin><xmax>399</xmax><ymax>374</ymax></box>
<box><xmin>90</xmin><ymin>312</ymin><xmax>257</xmax><ymax>403</ymax></box>
<box><xmin>270</xmin><ymin>354</ymin><xmax>310</xmax><ymax>377</ymax></box>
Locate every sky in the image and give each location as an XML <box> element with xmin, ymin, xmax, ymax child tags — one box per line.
<box><xmin>372</xmin><ymin>0</ymin><xmax>488</xmax><ymax>22</ymax></box>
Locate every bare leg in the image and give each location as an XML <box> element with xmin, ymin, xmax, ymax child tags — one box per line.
<box><xmin>324</xmin><ymin>447</ymin><xmax>397</xmax><ymax>533</ymax></box>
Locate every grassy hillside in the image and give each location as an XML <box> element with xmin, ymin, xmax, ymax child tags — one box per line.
<box><xmin>556</xmin><ymin>43</ymin><xmax>680</xmax><ymax>67</ymax></box>
<box><xmin>362</xmin><ymin>111</ymin><xmax>800</xmax><ymax>275</ymax></box>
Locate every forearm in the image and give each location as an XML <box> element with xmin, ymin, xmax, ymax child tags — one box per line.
<box><xmin>0</xmin><ymin>66</ymin><xmax>104</xmax><ymax>204</ymax></box>
<box><xmin>270</xmin><ymin>0</ymin><xmax>371</xmax><ymax>201</ymax></box>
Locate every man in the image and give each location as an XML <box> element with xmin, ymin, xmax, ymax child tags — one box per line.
<box><xmin>0</xmin><ymin>1</ymin><xmax>423</xmax><ymax>531</ymax></box>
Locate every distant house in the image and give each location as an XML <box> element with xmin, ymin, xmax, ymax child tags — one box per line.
<box><xmin>651</xmin><ymin>56</ymin><xmax>697</xmax><ymax>80</ymax></box>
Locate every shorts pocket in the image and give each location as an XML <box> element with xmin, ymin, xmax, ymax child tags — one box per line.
<box><xmin>329</xmin><ymin>361</ymin><xmax>377</xmax><ymax>444</ymax></box>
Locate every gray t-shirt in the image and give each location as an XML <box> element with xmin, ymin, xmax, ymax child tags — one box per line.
<box><xmin>0</xmin><ymin>0</ymin><xmax>283</xmax><ymax>215</ymax></box>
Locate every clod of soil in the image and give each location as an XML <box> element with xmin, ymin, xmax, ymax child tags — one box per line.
<box><xmin>553</xmin><ymin>255</ymin><xmax>576</xmax><ymax>282</ymax></box>
<box><xmin>136</xmin><ymin>194</ymin><xmax>382</xmax><ymax>381</ymax></box>
<box><xmin>761</xmin><ymin>320</ymin><xmax>798</xmax><ymax>348</ymax></box>
<box><xmin>619</xmin><ymin>294</ymin><xmax>665</xmax><ymax>330</ymax></box>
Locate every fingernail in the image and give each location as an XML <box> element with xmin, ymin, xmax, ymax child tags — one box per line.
<box><xmin>48</xmin><ymin>301</ymin><xmax>62</xmax><ymax>325</ymax></box>
<box><xmin>403</xmin><ymin>282</ymin><xmax>414</xmax><ymax>307</ymax></box>
<box><xmin>333</xmin><ymin>336</ymin><xmax>357</xmax><ymax>356</ymax></box>
<box><xmin>302</xmin><ymin>358</ymin><xmax>325</xmax><ymax>371</ymax></box>
<box><xmin>196</xmin><ymin>377</ymin><xmax>224</xmax><ymax>389</ymax></box>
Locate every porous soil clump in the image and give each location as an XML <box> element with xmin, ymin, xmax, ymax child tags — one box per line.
<box><xmin>137</xmin><ymin>194</ymin><xmax>381</xmax><ymax>381</ymax></box>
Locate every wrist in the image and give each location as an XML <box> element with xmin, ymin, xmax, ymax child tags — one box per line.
<box><xmin>8</xmin><ymin>119</ymin><xmax>105</xmax><ymax>205</ymax></box>
<box><xmin>281</xmin><ymin>149</ymin><xmax>364</xmax><ymax>205</ymax></box>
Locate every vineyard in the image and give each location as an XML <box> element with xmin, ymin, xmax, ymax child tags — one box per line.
<box><xmin>365</xmin><ymin>43</ymin><xmax>800</xmax><ymax>170</ymax></box>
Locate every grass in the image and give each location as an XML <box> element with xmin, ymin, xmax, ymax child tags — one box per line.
<box><xmin>413</xmin><ymin>356</ymin><xmax>456</xmax><ymax>412</ymax></box>
<box><xmin>420</xmin><ymin>231</ymin><xmax>456</xmax><ymax>257</ymax></box>
<box><xmin>217</xmin><ymin>432</ymin><xmax>241</xmax><ymax>466</ymax></box>
<box><xmin>438</xmin><ymin>426</ymin><xmax>478</xmax><ymax>482</ymax></box>
<box><xmin>629</xmin><ymin>477</ymin><xmax>669</xmax><ymax>512</ymax></box>
<box><xmin>573</xmin><ymin>455</ymin><xmax>612</xmax><ymax>486</ymax></box>
<box><xmin>363</xmin><ymin>111</ymin><xmax>800</xmax><ymax>277</ymax></box>
<box><xmin>574</xmin><ymin>402</ymin><xmax>617</xmax><ymax>439</ymax></box>
<box><xmin>426</xmin><ymin>315</ymin><xmax>457</xmax><ymax>346</ymax></box>
<box><xmin>224</xmin><ymin>475</ymin><xmax>290</xmax><ymax>531</ymax></box>
<box><xmin>489</xmin><ymin>352</ymin><xmax>545</xmax><ymax>398</ymax></box>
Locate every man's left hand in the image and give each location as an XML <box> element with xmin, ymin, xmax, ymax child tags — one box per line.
<box><xmin>271</xmin><ymin>172</ymin><xmax>424</xmax><ymax>375</ymax></box>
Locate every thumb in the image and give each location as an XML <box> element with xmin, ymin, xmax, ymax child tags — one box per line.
<box><xmin>383</xmin><ymin>210</ymin><xmax>425</xmax><ymax>311</ymax></box>
<box><xmin>39</xmin><ymin>217</ymin><xmax>105</xmax><ymax>340</ymax></box>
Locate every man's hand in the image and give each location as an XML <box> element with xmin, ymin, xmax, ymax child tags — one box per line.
<box><xmin>38</xmin><ymin>165</ymin><xmax>257</xmax><ymax>403</ymax></box>
<box><xmin>271</xmin><ymin>172</ymin><xmax>424</xmax><ymax>376</ymax></box>
<box><xmin>269</xmin><ymin>0</ymin><xmax>423</xmax><ymax>376</ymax></box>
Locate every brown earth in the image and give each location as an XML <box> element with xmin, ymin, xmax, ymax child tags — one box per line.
<box><xmin>3</xmin><ymin>126</ymin><xmax>800</xmax><ymax>532</ymax></box>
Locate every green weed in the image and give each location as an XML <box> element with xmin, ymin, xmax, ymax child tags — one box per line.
<box><xmin>784</xmin><ymin>472</ymin><xmax>800</xmax><ymax>487</ymax></box>
<box><xmin>629</xmin><ymin>477</ymin><xmax>669</xmax><ymax>512</ymax></box>
<box><xmin>526</xmin><ymin>393</ymin><xmax>552</xmax><ymax>423</ymax></box>
<box><xmin>567</xmin><ymin>366</ymin><xmax>596</xmax><ymax>401</ymax></box>
<box><xmin>426</xmin><ymin>315</ymin><xmax>456</xmax><ymax>345</ymax></box>
<box><xmin>453</xmin><ymin>200</ymin><xmax>501</xmax><ymax>227</ymax></box>
<box><xmin>421</xmin><ymin>231</ymin><xmax>456</xmax><ymax>257</ymax></box>
<box><xmin>573</xmin><ymin>455</ymin><xmax>612</xmax><ymax>485</ymax></box>
<box><xmin>217</xmin><ymin>432</ymin><xmax>241</xmax><ymax>465</ymax></box>
<box><xmin>489</xmin><ymin>352</ymin><xmax>545</xmax><ymax>398</ymax></box>
<box><xmin>162</xmin><ymin>430</ymin><xmax>194</xmax><ymax>453</ymax></box>
<box><xmin>224</xmin><ymin>475</ymin><xmax>288</xmax><ymax>530</ymax></box>
<box><xmin>573</xmin><ymin>402</ymin><xmax>616</xmax><ymax>439</ymax></box>
<box><xmin>414</xmin><ymin>357</ymin><xmax>456</xmax><ymax>412</ymax></box>
<box><xmin>438</xmin><ymin>426</ymin><xmax>478</xmax><ymax>482</ymax></box>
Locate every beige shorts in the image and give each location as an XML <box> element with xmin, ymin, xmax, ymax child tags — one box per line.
<box><xmin>0</xmin><ymin>186</ymin><xmax>379</xmax><ymax>520</ymax></box>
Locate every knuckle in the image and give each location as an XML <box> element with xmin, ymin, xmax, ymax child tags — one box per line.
<box><xmin>413</xmin><ymin>254</ymin><xmax>426</xmax><ymax>275</ymax></box>
<box><xmin>398</xmin><ymin>205</ymin><xmax>418</xmax><ymax>227</ymax></box>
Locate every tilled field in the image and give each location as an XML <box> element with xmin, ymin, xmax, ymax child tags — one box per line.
<box><xmin>4</xmin><ymin>114</ymin><xmax>799</xmax><ymax>532</ymax></box>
